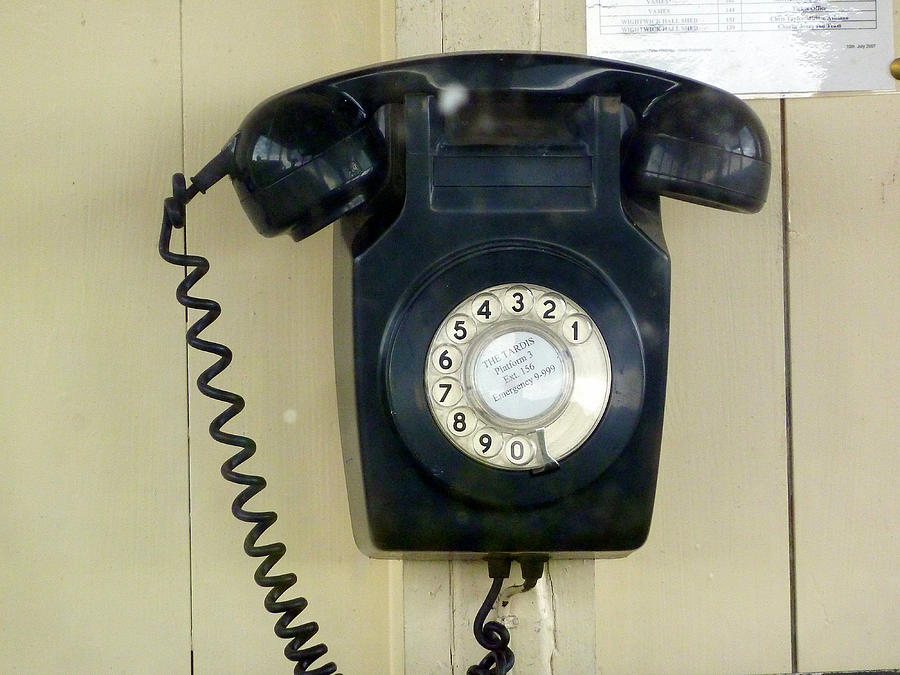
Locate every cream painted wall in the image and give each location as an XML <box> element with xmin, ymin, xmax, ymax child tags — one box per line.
<box><xmin>0</xmin><ymin>2</ymin><xmax>396</xmax><ymax>673</ymax></box>
<box><xmin>1</xmin><ymin>2</ymin><xmax>896</xmax><ymax>674</ymax></box>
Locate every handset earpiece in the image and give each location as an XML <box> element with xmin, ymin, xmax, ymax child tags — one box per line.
<box><xmin>230</xmin><ymin>89</ymin><xmax>387</xmax><ymax>240</ymax></box>
<box><xmin>624</xmin><ymin>87</ymin><xmax>771</xmax><ymax>213</ymax></box>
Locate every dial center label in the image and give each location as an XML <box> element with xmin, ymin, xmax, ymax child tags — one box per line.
<box><xmin>472</xmin><ymin>329</ymin><xmax>566</xmax><ymax>422</ymax></box>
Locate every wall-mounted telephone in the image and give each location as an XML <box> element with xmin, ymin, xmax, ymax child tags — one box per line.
<box><xmin>159</xmin><ymin>52</ymin><xmax>769</xmax><ymax>673</ymax></box>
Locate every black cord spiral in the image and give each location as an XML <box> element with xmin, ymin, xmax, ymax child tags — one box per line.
<box><xmin>468</xmin><ymin>562</ymin><xmax>516</xmax><ymax>675</ymax></box>
<box><xmin>159</xmin><ymin>172</ymin><xmax>339</xmax><ymax>675</ymax></box>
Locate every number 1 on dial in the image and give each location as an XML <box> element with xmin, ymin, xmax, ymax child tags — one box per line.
<box><xmin>563</xmin><ymin>314</ymin><xmax>591</xmax><ymax>344</ymax></box>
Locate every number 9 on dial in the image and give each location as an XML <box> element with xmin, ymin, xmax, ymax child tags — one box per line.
<box><xmin>473</xmin><ymin>428</ymin><xmax>501</xmax><ymax>458</ymax></box>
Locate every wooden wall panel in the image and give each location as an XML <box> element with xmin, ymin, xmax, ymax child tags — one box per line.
<box><xmin>397</xmin><ymin>0</ymin><xmax>443</xmax><ymax>56</ymax></box>
<box><xmin>0</xmin><ymin>3</ymin><xmax>190</xmax><ymax>672</ymax></box>
<box><xmin>179</xmin><ymin>2</ymin><xmax>396</xmax><ymax>673</ymax></box>
<box><xmin>441</xmin><ymin>0</ymin><xmax>542</xmax><ymax>51</ymax></box>
<box><xmin>540</xmin><ymin>0</ymin><xmax>587</xmax><ymax>53</ymax></box>
<box><xmin>594</xmin><ymin>101</ymin><xmax>792</xmax><ymax>673</ymax></box>
<box><xmin>786</xmin><ymin>92</ymin><xmax>900</xmax><ymax>671</ymax></box>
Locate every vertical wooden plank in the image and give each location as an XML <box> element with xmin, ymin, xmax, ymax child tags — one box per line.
<box><xmin>180</xmin><ymin>2</ymin><xmax>396</xmax><ymax>673</ymax></box>
<box><xmin>594</xmin><ymin>100</ymin><xmax>793</xmax><ymax>674</ymax></box>
<box><xmin>404</xmin><ymin>561</ymin><xmax>453</xmax><ymax>673</ymax></box>
<box><xmin>442</xmin><ymin>0</ymin><xmax>542</xmax><ymax>51</ymax></box>
<box><xmin>549</xmin><ymin>559</ymin><xmax>598</xmax><ymax>672</ymax></box>
<box><xmin>382</xmin><ymin>0</ymin><xmax>399</xmax><ymax>60</ymax></box>
<box><xmin>398</xmin><ymin>0</ymin><xmax>588</xmax><ymax>56</ymax></box>
<box><xmin>0</xmin><ymin>3</ymin><xmax>190</xmax><ymax>672</ymax></box>
<box><xmin>399</xmin><ymin>4</ymin><xmax>601</xmax><ymax>673</ymax></box>
<box><xmin>397</xmin><ymin>0</ymin><xmax>443</xmax><ymax>56</ymax></box>
<box><xmin>394</xmin><ymin>7</ymin><xmax>456</xmax><ymax>671</ymax></box>
<box><xmin>786</xmin><ymin>92</ymin><xmax>900</xmax><ymax>671</ymax></box>
<box><xmin>540</xmin><ymin>0</ymin><xmax>587</xmax><ymax>52</ymax></box>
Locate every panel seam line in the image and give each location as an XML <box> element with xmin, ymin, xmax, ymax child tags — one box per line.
<box><xmin>177</xmin><ymin>0</ymin><xmax>195</xmax><ymax>671</ymax></box>
<box><xmin>780</xmin><ymin>97</ymin><xmax>799</xmax><ymax>674</ymax></box>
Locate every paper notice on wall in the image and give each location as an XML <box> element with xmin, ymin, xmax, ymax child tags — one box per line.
<box><xmin>587</xmin><ymin>0</ymin><xmax>896</xmax><ymax>94</ymax></box>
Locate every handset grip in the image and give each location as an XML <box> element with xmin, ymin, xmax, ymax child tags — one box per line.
<box><xmin>624</xmin><ymin>87</ymin><xmax>770</xmax><ymax>213</ymax></box>
<box><xmin>228</xmin><ymin>52</ymin><xmax>771</xmax><ymax>239</ymax></box>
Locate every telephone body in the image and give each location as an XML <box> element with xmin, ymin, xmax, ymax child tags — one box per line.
<box><xmin>227</xmin><ymin>52</ymin><xmax>770</xmax><ymax>559</ymax></box>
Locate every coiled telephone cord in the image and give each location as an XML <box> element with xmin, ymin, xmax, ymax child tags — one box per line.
<box><xmin>159</xmin><ymin>159</ymin><xmax>544</xmax><ymax>674</ymax></box>
<box><xmin>468</xmin><ymin>575</ymin><xmax>514</xmax><ymax>675</ymax></box>
<box><xmin>159</xmin><ymin>169</ymin><xmax>339</xmax><ymax>675</ymax></box>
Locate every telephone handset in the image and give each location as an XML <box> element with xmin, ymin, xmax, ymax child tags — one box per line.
<box><xmin>160</xmin><ymin>51</ymin><xmax>768</xmax><ymax>672</ymax></box>
<box><xmin>222</xmin><ymin>51</ymin><xmax>768</xmax><ymax>556</ymax></box>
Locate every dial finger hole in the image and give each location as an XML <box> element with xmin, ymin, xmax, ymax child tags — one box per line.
<box><xmin>431</xmin><ymin>344</ymin><xmax>462</xmax><ymax>374</ymax></box>
<box><xmin>447</xmin><ymin>407</ymin><xmax>477</xmax><ymax>436</ymax></box>
<box><xmin>538</xmin><ymin>293</ymin><xmax>565</xmax><ymax>323</ymax></box>
<box><xmin>431</xmin><ymin>377</ymin><xmax>463</xmax><ymax>407</ymax></box>
<box><xmin>471</xmin><ymin>293</ymin><xmax>502</xmax><ymax>323</ymax></box>
<box><xmin>503</xmin><ymin>286</ymin><xmax>533</xmax><ymax>316</ymax></box>
<box><xmin>446</xmin><ymin>314</ymin><xmax>476</xmax><ymax>344</ymax></box>
<box><xmin>563</xmin><ymin>314</ymin><xmax>593</xmax><ymax>344</ymax></box>
<box><xmin>505</xmin><ymin>435</ymin><xmax>535</xmax><ymax>466</ymax></box>
<box><xmin>472</xmin><ymin>428</ymin><xmax>502</xmax><ymax>458</ymax></box>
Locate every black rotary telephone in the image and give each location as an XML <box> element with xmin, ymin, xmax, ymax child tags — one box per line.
<box><xmin>159</xmin><ymin>52</ymin><xmax>769</xmax><ymax>674</ymax></box>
